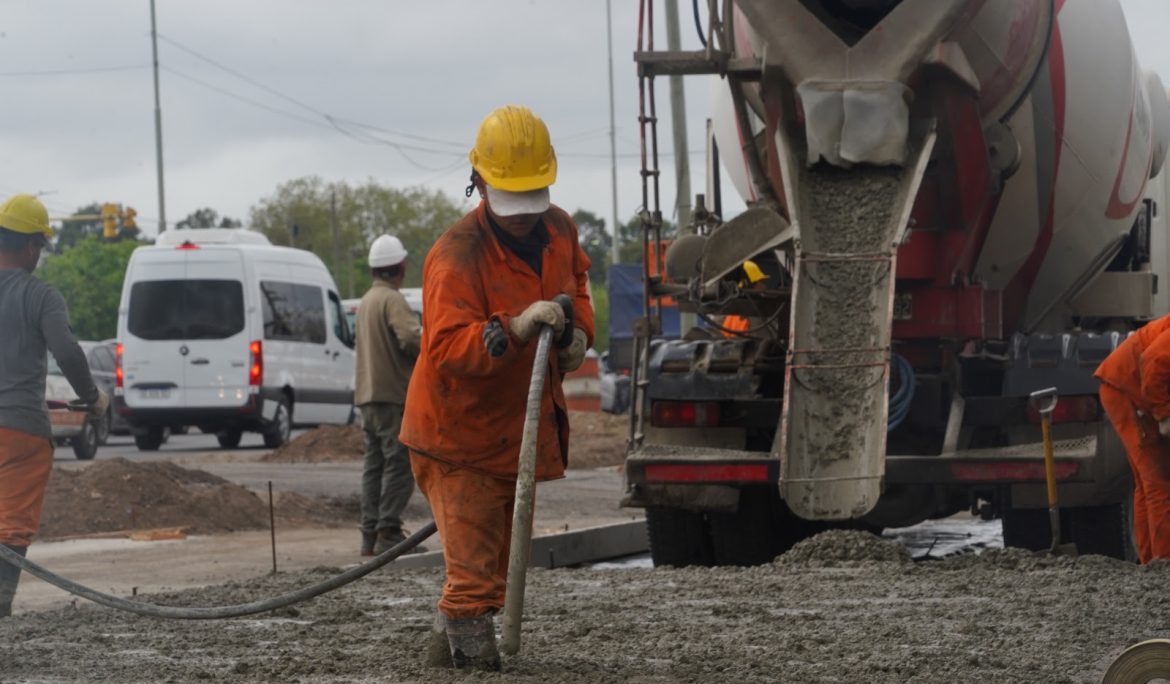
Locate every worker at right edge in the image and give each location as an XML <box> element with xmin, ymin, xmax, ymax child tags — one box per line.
<box><xmin>1095</xmin><ymin>313</ymin><xmax>1170</xmax><ymax>563</ymax></box>
<box><xmin>400</xmin><ymin>105</ymin><xmax>594</xmax><ymax>671</ymax></box>
<box><xmin>0</xmin><ymin>194</ymin><xmax>107</xmax><ymax>617</ymax></box>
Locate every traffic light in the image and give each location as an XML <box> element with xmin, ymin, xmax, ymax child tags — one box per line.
<box><xmin>101</xmin><ymin>203</ymin><xmax>118</xmax><ymax>239</ymax></box>
<box><xmin>122</xmin><ymin>206</ymin><xmax>137</xmax><ymax>231</ymax></box>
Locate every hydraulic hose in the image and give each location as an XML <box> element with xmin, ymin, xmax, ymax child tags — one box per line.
<box><xmin>0</xmin><ymin>521</ymin><xmax>436</xmax><ymax>620</ymax></box>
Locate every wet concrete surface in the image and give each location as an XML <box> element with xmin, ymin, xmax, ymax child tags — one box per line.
<box><xmin>1</xmin><ymin>530</ymin><xmax>1160</xmax><ymax>683</ymax></box>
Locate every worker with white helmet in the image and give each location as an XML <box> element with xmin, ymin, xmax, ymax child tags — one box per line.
<box><xmin>354</xmin><ymin>234</ymin><xmax>424</xmax><ymax>557</ymax></box>
<box><xmin>400</xmin><ymin>105</ymin><xmax>594</xmax><ymax>671</ymax></box>
<box><xmin>0</xmin><ymin>194</ymin><xmax>107</xmax><ymax>618</ymax></box>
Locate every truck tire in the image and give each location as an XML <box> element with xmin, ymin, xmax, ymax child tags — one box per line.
<box><xmin>134</xmin><ymin>427</ymin><xmax>165</xmax><ymax>452</ymax></box>
<box><xmin>71</xmin><ymin>420</ymin><xmax>99</xmax><ymax>461</ymax></box>
<box><xmin>1003</xmin><ymin>502</ymin><xmax>1135</xmax><ymax>561</ymax></box>
<box><xmin>1067</xmin><ymin>502</ymin><xmax>1136</xmax><ymax>561</ymax></box>
<box><xmin>1001</xmin><ymin>507</ymin><xmax>1053</xmax><ymax>552</ymax></box>
<box><xmin>709</xmin><ymin>486</ymin><xmax>819</xmax><ymax>566</ymax></box>
<box><xmin>646</xmin><ymin>507</ymin><xmax>714</xmax><ymax>567</ymax></box>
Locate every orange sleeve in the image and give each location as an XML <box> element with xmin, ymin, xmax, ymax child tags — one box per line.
<box><xmin>569</xmin><ymin>224</ymin><xmax>596</xmax><ymax>348</ymax></box>
<box><xmin>1140</xmin><ymin>328</ymin><xmax>1170</xmax><ymax>419</ymax></box>
<box><xmin>424</xmin><ymin>266</ymin><xmax>520</xmax><ymax>377</ymax></box>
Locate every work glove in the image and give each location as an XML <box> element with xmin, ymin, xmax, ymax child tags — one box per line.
<box><xmin>508</xmin><ymin>301</ymin><xmax>566</xmax><ymax>343</ymax></box>
<box><xmin>1160</xmin><ymin>416</ymin><xmax>1170</xmax><ymax>439</ymax></box>
<box><xmin>483</xmin><ymin>320</ymin><xmax>509</xmax><ymax>358</ymax></box>
<box><xmin>89</xmin><ymin>389</ymin><xmax>110</xmax><ymax>419</ymax></box>
<box><xmin>557</xmin><ymin>328</ymin><xmax>588</xmax><ymax>373</ymax></box>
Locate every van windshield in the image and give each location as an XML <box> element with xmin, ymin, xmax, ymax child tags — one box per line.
<box><xmin>128</xmin><ymin>280</ymin><xmax>245</xmax><ymax>340</ymax></box>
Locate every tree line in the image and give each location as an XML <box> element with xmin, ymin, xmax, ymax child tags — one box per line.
<box><xmin>37</xmin><ymin>176</ymin><xmax>674</xmax><ymax>346</ymax></box>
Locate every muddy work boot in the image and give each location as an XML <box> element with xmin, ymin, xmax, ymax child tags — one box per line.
<box><xmin>373</xmin><ymin>528</ymin><xmax>428</xmax><ymax>555</ymax></box>
<box><xmin>424</xmin><ymin>611</ymin><xmax>454</xmax><ymax>668</ymax></box>
<box><xmin>0</xmin><ymin>545</ymin><xmax>27</xmax><ymax>618</ymax></box>
<box><xmin>360</xmin><ymin>530</ymin><xmax>375</xmax><ymax>557</ymax></box>
<box><xmin>445</xmin><ymin>614</ymin><xmax>501</xmax><ymax>672</ymax></box>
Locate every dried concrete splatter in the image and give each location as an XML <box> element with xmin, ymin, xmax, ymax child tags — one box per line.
<box><xmin>0</xmin><ymin>531</ymin><xmax>1162</xmax><ymax>683</ymax></box>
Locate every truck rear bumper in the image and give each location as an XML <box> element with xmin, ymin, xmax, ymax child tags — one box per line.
<box><xmin>624</xmin><ymin>434</ymin><xmax>1120</xmax><ymax>512</ymax></box>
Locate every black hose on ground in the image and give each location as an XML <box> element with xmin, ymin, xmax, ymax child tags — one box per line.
<box><xmin>0</xmin><ymin>521</ymin><xmax>437</xmax><ymax>620</ymax></box>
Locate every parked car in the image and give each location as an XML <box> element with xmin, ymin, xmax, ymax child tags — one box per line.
<box><xmin>45</xmin><ymin>356</ymin><xmax>99</xmax><ymax>460</ymax></box>
<box><xmin>116</xmin><ymin>228</ymin><xmax>356</xmax><ymax>451</ymax></box>
<box><xmin>599</xmin><ymin>351</ymin><xmax>631</xmax><ymax>415</ymax></box>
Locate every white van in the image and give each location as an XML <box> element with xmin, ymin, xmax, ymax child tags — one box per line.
<box><xmin>115</xmin><ymin>228</ymin><xmax>356</xmax><ymax>451</ymax></box>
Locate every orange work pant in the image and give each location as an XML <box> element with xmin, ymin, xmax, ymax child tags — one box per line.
<box><xmin>1099</xmin><ymin>385</ymin><xmax>1170</xmax><ymax>563</ymax></box>
<box><xmin>411</xmin><ymin>452</ymin><xmax>517</xmax><ymax>620</ymax></box>
<box><xmin>0</xmin><ymin>427</ymin><xmax>54</xmax><ymax>547</ymax></box>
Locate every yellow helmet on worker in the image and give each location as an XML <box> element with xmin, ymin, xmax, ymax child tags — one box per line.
<box><xmin>470</xmin><ymin>105</ymin><xmax>557</xmax><ymax>216</ymax></box>
<box><xmin>0</xmin><ymin>194</ymin><xmax>53</xmax><ymax>238</ymax></box>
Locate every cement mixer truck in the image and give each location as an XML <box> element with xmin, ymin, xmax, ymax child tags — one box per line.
<box><xmin>622</xmin><ymin>0</ymin><xmax>1170</xmax><ymax>565</ymax></box>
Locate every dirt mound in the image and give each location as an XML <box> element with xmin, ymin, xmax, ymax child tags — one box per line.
<box><xmin>778</xmin><ymin>529</ymin><xmax>912</xmax><ymax>565</ymax></box>
<box><xmin>40</xmin><ymin>459</ymin><xmax>351</xmax><ymax>540</ymax></box>
<box><xmin>262</xmin><ymin>424</ymin><xmax>365</xmax><ymax>463</ymax></box>
<box><xmin>567</xmin><ymin>410</ymin><xmax>627</xmax><ymax>469</ymax></box>
<box><xmin>260</xmin><ymin>411</ymin><xmax>628</xmax><ymax>469</ymax></box>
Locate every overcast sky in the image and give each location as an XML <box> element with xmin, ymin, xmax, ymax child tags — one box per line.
<box><xmin>0</xmin><ymin>1</ymin><xmax>1167</xmax><ymax>240</ymax></box>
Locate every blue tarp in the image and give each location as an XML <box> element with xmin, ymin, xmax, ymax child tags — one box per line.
<box><xmin>607</xmin><ymin>263</ymin><xmax>680</xmax><ymax>341</ymax></box>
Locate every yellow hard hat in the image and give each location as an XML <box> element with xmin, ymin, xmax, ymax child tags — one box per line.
<box><xmin>469</xmin><ymin>105</ymin><xmax>557</xmax><ymax>192</ymax></box>
<box><xmin>741</xmin><ymin>259</ymin><xmax>766</xmax><ymax>285</ymax></box>
<box><xmin>0</xmin><ymin>194</ymin><xmax>52</xmax><ymax>238</ymax></box>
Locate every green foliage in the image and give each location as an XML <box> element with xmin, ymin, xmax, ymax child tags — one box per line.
<box><xmin>590</xmin><ymin>282</ymin><xmax>609</xmax><ymax>352</ymax></box>
<box><xmin>618</xmin><ymin>214</ymin><xmax>676</xmax><ymax>264</ymax></box>
<box><xmin>37</xmin><ymin>235</ymin><xmax>142</xmax><ymax>340</ymax></box>
<box><xmin>176</xmin><ymin>208</ymin><xmax>242</xmax><ymax>229</ymax></box>
<box><xmin>249</xmin><ymin>177</ymin><xmax>467</xmax><ymax>297</ymax></box>
<box><xmin>571</xmin><ymin>209</ymin><xmax>612</xmax><ymax>286</ymax></box>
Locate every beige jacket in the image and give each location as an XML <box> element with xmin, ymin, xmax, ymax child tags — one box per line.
<box><xmin>354</xmin><ymin>279</ymin><xmax>421</xmax><ymax>406</ymax></box>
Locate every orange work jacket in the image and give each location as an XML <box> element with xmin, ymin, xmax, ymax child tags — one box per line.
<box><xmin>1095</xmin><ymin>313</ymin><xmax>1170</xmax><ymax>419</ymax></box>
<box><xmin>400</xmin><ymin>202</ymin><xmax>594</xmax><ymax>480</ymax></box>
<box><xmin>722</xmin><ymin>315</ymin><xmax>751</xmax><ymax>336</ymax></box>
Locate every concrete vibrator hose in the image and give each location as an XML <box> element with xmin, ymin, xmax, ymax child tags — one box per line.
<box><xmin>0</xmin><ymin>524</ymin><xmax>436</xmax><ymax>619</ymax></box>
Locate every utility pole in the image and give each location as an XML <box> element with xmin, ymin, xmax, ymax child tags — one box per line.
<box><xmin>606</xmin><ymin>0</ymin><xmax>621</xmax><ymax>266</ymax></box>
<box><xmin>665</xmin><ymin>0</ymin><xmax>692</xmax><ymax>234</ymax></box>
<box><xmin>150</xmin><ymin>0</ymin><xmax>167</xmax><ymax>233</ymax></box>
<box><xmin>331</xmin><ymin>189</ymin><xmax>342</xmax><ymax>291</ymax></box>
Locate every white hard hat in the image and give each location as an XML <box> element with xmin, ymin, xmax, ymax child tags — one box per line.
<box><xmin>368</xmin><ymin>234</ymin><xmax>408</xmax><ymax>268</ymax></box>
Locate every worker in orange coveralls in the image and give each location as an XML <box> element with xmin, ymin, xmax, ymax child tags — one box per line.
<box><xmin>722</xmin><ymin>259</ymin><xmax>768</xmax><ymax>337</ymax></box>
<box><xmin>399</xmin><ymin>105</ymin><xmax>594</xmax><ymax>671</ymax></box>
<box><xmin>1095</xmin><ymin>314</ymin><xmax>1170</xmax><ymax>563</ymax></box>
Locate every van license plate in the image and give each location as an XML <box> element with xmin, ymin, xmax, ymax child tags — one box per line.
<box><xmin>141</xmin><ymin>389</ymin><xmax>171</xmax><ymax>400</ymax></box>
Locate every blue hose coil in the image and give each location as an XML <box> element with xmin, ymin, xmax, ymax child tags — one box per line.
<box><xmin>887</xmin><ymin>353</ymin><xmax>915</xmax><ymax>431</ymax></box>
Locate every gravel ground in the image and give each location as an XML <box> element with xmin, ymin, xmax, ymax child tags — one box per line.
<box><xmin>1</xmin><ymin>531</ymin><xmax>1162</xmax><ymax>683</ymax></box>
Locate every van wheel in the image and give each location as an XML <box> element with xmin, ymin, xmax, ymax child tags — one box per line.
<box><xmin>71</xmin><ymin>420</ymin><xmax>99</xmax><ymax>460</ymax></box>
<box><xmin>263</xmin><ymin>398</ymin><xmax>292</xmax><ymax>449</ymax></box>
<box><xmin>216</xmin><ymin>429</ymin><xmax>243</xmax><ymax>449</ymax></box>
<box><xmin>134</xmin><ymin>427</ymin><xmax>165</xmax><ymax>451</ymax></box>
<box><xmin>95</xmin><ymin>409</ymin><xmax>111</xmax><ymax>446</ymax></box>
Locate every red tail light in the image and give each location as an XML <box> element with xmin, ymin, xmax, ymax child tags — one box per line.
<box><xmin>651</xmin><ymin>401</ymin><xmax>720</xmax><ymax>428</ymax></box>
<box><xmin>114</xmin><ymin>343</ymin><xmax>124</xmax><ymax>388</ymax></box>
<box><xmin>176</xmin><ymin>241</ymin><xmax>200</xmax><ymax>250</ymax></box>
<box><xmin>249</xmin><ymin>340</ymin><xmax>263</xmax><ymax>386</ymax></box>
<box><xmin>1026</xmin><ymin>395</ymin><xmax>1099</xmax><ymax>424</ymax></box>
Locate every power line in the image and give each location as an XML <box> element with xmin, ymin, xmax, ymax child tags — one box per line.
<box><xmin>161</xmin><ymin>66</ymin><xmax>334</xmax><ymax>131</ymax></box>
<box><xmin>0</xmin><ymin>64</ymin><xmax>149</xmax><ymax>77</ymax></box>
